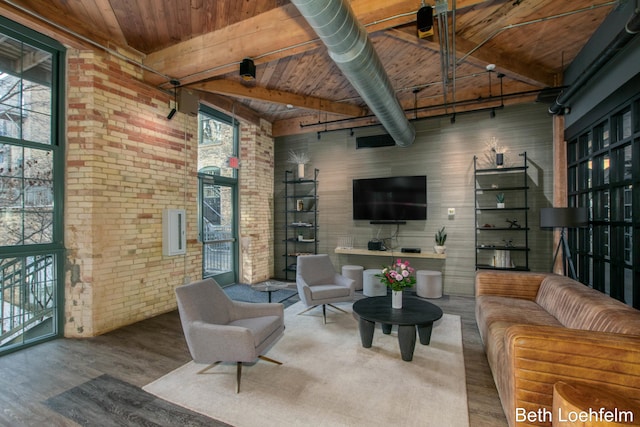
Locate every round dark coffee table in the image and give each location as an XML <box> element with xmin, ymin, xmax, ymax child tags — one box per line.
<box><xmin>352</xmin><ymin>296</ymin><xmax>443</xmax><ymax>361</ymax></box>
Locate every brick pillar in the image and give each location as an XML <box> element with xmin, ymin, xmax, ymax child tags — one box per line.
<box><xmin>239</xmin><ymin>119</ymin><xmax>275</xmax><ymax>283</ymax></box>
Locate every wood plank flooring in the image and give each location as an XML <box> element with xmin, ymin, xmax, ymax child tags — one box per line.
<box><xmin>0</xmin><ymin>293</ymin><xmax>507</xmax><ymax>427</ymax></box>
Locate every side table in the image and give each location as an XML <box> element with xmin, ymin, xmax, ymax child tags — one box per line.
<box><xmin>251</xmin><ymin>281</ymin><xmax>290</xmax><ymax>303</ymax></box>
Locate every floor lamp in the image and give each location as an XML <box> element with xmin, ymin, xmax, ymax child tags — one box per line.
<box><xmin>540</xmin><ymin>207</ymin><xmax>588</xmax><ymax>280</ymax></box>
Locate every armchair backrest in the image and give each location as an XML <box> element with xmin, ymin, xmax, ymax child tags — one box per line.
<box><xmin>175</xmin><ymin>278</ymin><xmax>233</xmax><ymax>327</ymax></box>
<box><xmin>296</xmin><ymin>254</ymin><xmax>336</xmax><ymax>286</ymax></box>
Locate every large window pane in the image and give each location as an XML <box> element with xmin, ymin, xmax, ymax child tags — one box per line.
<box><xmin>0</xmin><ymin>144</ymin><xmax>54</xmax><ymax>245</ymax></box>
<box><xmin>0</xmin><ymin>35</ymin><xmax>52</xmax><ymax>145</ymax></box>
<box><xmin>198</xmin><ymin>112</ymin><xmax>236</xmax><ymax>178</ymax></box>
<box><xmin>0</xmin><ymin>254</ymin><xmax>57</xmax><ymax>348</ymax></box>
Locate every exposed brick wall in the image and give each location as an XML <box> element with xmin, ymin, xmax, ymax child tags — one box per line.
<box><xmin>65</xmin><ymin>49</ymin><xmax>201</xmax><ymax>336</ymax></box>
<box><xmin>239</xmin><ymin>119</ymin><xmax>274</xmax><ymax>284</ymax></box>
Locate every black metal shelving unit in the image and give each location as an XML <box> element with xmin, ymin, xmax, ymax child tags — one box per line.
<box><xmin>283</xmin><ymin>168</ymin><xmax>319</xmax><ymax>280</ymax></box>
<box><xmin>474</xmin><ymin>152</ymin><xmax>530</xmax><ymax>271</ymax></box>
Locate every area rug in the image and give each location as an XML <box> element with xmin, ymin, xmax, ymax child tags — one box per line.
<box><xmin>144</xmin><ymin>301</ymin><xmax>469</xmax><ymax>427</ymax></box>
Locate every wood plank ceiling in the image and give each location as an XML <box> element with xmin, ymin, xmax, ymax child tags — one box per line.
<box><xmin>0</xmin><ymin>0</ymin><xmax>616</xmax><ymax>136</ymax></box>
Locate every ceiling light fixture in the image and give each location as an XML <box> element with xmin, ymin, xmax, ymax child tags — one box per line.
<box><xmin>240</xmin><ymin>58</ymin><xmax>256</xmax><ymax>81</ymax></box>
<box><xmin>167</xmin><ymin>79</ymin><xmax>180</xmax><ymax>120</ymax></box>
<box><xmin>417</xmin><ymin>3</ymin><xmax>434</xmax><ymax>39</ymax></box>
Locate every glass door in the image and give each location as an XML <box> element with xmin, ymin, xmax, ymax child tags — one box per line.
<box><xmin>200</xmin><ymin>175</ymin><xmax>237</xmax><ymax>285</ymax></box>
<box><xmin>197</xmin><ymin>106</ymin><xmax>239</xmax><ymax>286</ymax></box>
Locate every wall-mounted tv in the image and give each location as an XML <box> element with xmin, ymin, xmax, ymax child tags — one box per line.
<box><xmin>352</xmin><ymin>176</ymin><xmax>427</xmax><ymax>222</ymax></box>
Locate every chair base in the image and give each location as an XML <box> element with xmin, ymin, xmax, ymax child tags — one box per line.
<box><xmin>197</xmin><ymin>355</ymin><xmax>282</xmax><ymax>393</ymax></box>
<box><xmin>298</xmin><ymin>303</ymin><xmax>349</xmax><ymax>324</ymax></box>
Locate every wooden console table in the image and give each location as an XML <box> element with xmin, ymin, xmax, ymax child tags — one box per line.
<box><xmin>334</xmin><ymin>247</ymin><xmax>446</xmax><ymax>260</ymax></box>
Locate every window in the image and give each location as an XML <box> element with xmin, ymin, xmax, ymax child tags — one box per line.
<box><xmin>567</xmin><ymin>96</ymin><xmax>639</xmax><ymax>308</ymax></box>
<box><xmin>0</xmin><ymin>17</ymin><xmax>64</xmax><ymax>354</ymax></box>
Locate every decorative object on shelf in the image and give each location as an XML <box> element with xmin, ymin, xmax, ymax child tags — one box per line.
<box><xmin>493</xmin><ymin>249</ymin><xmax>511</xmax><ymax>268</ymax></box>
<box><xmin>287</xmin><ymin>150</ymin><xmax>310</xmax><ymax>179</ymax></box>
<box><xmin>484</xmin><ymin>136</ymin><xmax>507</xmax><ymax>168</ymax></box>
<box><xmin>474</xmin><ymin>152</ymin><xmax>529</xmax><ymax>272</ymax></box>
<box><xmin>540</xmin><ymin>207</ymin><xmax>589</xmax><ymax>280</ymax></box>
<box><xmin>434</xmin><ymin>226</ymin><xmax>447</xmax><ymax>254</ymax></box>
<box><xmin>376</xmin><ymin>259</ymin><xmax>416</xmax><ymax>309</ymax></box>
<box><xmin>506</xmin><ymin>218</ymin><xmax>521</xmax><ymax>228</ymax></box>
<box><xmin>296</xmin><ymin>199</ymin><xmax>304</xmax><ymax>211</ymax></box>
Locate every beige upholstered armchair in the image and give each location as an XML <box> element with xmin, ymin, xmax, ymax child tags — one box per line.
<box><xmin>296</xmin><ymin>254</ymin><xmax>356</xmax><ymax>324</ymax></box>
<box><xmin>175</xmin><ymin>278</ymin><xmax>284</xmax><ymax>393</ymax></box>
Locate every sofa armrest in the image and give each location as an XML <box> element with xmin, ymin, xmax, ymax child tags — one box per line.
<box><xmin>186</xmin><ymin>321</ymin><xmax>257</xmax><ymax>362</ymax></box>
<box><xmin>475</xmin><ymin>270</ymin><xmax>549</xmax><ymax>300</ymax></box>
<box><xmin>334</xmin><ymin>273</ymin><xmax>356</xmax><ymax>295</ymax></box>
<box><xmin>504</xmin><ymin>324</ymin><xmax>640</xmax><ymax>426</ymax></box>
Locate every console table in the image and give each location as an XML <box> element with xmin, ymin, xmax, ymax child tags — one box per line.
<box><xmin>334</xmin><ymin>247</ymin><xmax>446</xmax><ymax>259</ymax></box>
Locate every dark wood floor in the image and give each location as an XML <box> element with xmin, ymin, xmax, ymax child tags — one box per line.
<box><xmin>0</xmin><ymin>293</ymin><xmax>507</xmax><ymax>427</ymax></box>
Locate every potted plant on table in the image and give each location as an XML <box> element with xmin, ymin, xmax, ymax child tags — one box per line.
<box><xmin>376</xmin><ymin>259</ymin><xmax>416</xmax><ymax>309</ymax></box>
<box><xmin>434</xmin><ymin>226</ymin><xmax>447</xmax><ymax>254</ymax></box>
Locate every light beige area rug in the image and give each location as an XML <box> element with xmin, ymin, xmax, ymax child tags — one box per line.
<box><xmin>144</xmin><ymin>301</ymin><xmax>469</xmax><ymax>427</ymax></box>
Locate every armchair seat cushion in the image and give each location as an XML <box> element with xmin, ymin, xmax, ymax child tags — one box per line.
<box><xmin>309</xmin><ymin>284</ymin><xmax>351</xmax><ymax>300</ymax></box>
<box><xmin>229</xmin><ymin>315</ymin><xmax>283</xmax><ymax>347</ymax></box>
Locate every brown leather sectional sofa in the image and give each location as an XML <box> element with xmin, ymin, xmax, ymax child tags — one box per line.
<box><xmin>475</xmin><ymin>270</ymin><xmax>640</xmax><ymax>427</ymax></box>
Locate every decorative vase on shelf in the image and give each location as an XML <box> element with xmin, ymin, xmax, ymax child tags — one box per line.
<box><xmin>392</xmin><ymin>290</ymin><xmax>403</xmax><ymax>309</ymax></box>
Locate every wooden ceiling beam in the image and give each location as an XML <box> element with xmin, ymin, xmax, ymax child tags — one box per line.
<box><xmin>386</xmin><ymin>27</ymin><xmax>555</xmax><ymax>88</ymax></box>
<box><xmin>190</xmin><ymin>79</ymin><xmax>366</xmax><ymax>117</ymax></box>
<box><xmin>145</xmin><ymin>0</ymin><xmax>502</xmax><ymax>88</ymax></box>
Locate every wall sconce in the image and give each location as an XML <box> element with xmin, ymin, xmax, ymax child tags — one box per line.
<box><xmin>167</xmin><ymin>79</ymin><xmax>180</xmax><ymax>120</ymax></box>
<box><xmin>240</xmin><ymin>58</ymin><xmax>256</xmax><ymax>81</ymax></box>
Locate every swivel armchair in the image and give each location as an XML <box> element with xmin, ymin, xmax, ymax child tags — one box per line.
<box><xmin>296</xmin><ymin>254</ymin><xmax>356</xmax><ymax>324</ymax></box>
<box><xmin>175</xmin><ymin>278</ymin><xmax>284</xmax><ymax>393</ymax></box>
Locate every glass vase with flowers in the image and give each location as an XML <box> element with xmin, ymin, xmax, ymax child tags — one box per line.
<box><xmin>376</xmin><ymin>259</ymin><xmax>416</xmax><ymax>309</ymax></box>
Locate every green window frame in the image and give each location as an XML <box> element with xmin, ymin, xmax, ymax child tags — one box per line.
<box><xmin>0</xmin><ymin>17</ymin><xmax>65</xmax><ymax>355</ymax></box>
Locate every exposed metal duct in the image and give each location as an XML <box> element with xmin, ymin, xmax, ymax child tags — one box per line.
<box><xmin>549</xmin><ymin>7</ymin><xmax>640</xmax><ymax>115</ymax></box>
<box><xmin>290</xmin><ymin>0</ymin><xmax>415</xmax><ymax>147</ymax></box>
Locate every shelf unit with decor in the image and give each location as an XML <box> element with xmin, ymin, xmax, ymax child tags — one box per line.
<box><xmin>474</xmin><ymin>152</ymin><xmax>530</xmax><ymax>271</ymax></box>
<box><xmin>283</xmin><ymin>168</ymin><xmax>319</xmax><ymax>280</ymax></box>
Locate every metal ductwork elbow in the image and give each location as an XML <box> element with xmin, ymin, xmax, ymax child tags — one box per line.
<box><xmin>290</xmin><ymin>0</ymin><xmax>415</xmax><ymax>147</ymax></box>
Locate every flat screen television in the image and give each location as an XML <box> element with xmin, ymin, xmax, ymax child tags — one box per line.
<box><xmin>352</xmin><ymin>176</ymin><xmax>427</xmax><ymax>222</ymax></box>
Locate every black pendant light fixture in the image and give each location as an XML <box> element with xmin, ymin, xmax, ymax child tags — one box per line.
<box><xmin>167</xmin><ymin>79</ymin><xmax>180</xmax><ymax>120</ymax></box>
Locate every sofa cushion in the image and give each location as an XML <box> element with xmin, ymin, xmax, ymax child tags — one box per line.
<box><xmin>535</xmin><ymin>275</ymin><xmax>640</xmax><ymax>334</ymax></box>
<box><xmin>476</xmin><ymin>295</ymin><xmax>562</xmax><ymax>344</ymax></box>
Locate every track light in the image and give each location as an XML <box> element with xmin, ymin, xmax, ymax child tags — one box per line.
<box><xmin>417</xmin><ymin>4</ymin><xmax>434</xmax><ymax>39</ymax></box>
<box><xmin>167</xmin><ymin>79</ymin><xmax>180</xmax><ymax>120</ymax></box>
<box><xmin>450</xmin><ymin>114</ymin><xmax>456</xmax><ymax>124</ymax></box>
<box><xmin>490</xmin><ymin>108</ymin><xmax>496</xmax><ymax>118</ymax></box>
<box><xmin>240</xmin><ymin>58</ymin><xmax>256</xmax><ymax>81</ymax></box>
